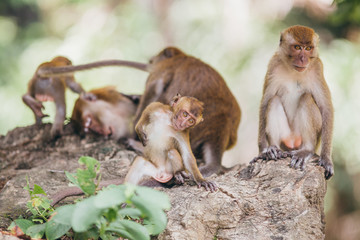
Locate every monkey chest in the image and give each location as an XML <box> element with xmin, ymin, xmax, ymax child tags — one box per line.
<box><xmin>278</xmin><ymin>81</ymin><xmax>306</xmax><ymax>119</ymax></box>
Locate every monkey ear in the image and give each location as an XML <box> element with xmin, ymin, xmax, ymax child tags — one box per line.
<box><xmin>170</xmin><ymin>93</ymin><xmax>181</xmax><ymax>107</ymax></box>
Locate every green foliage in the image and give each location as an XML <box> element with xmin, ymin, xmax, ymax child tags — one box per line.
<box><xmin>65</xmin><ymin>156</ymin><xmax>101</xmax><ymax>195</ymax></box>
<box><xmin>9</xmin><ymin>157</ymin><xmax>171</xmax><ymax>240</ymax></box>
<box><xmin>23</xmin><ymin>176</ymin><xmax>54</xmax><ymax>223</ymax></box>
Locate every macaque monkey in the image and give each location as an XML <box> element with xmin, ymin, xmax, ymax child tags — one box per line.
<box><xmin>125</xmin><ymin>94</ymin><xmax>217</xmax><ymax>192</ymax></box>
<box><xmin>252</xmin><ymin>25</ymin><xmax>334</xmax><ymax>179</ymax></box>
<box><xmin>134</xmin><ymin>47</ymin><xmax>241</xmax><ymax>177</ymax></box>
<box><xmin>71</xmin><ymin>86</ymin><xmax>140</xmax><ymax>140</ymax></box>
<box><xmin>36</xmin><ymin>47</ymin><xmax>241</xmax><ymax>176</ymax></box>
<box><xmin>50</xmin><ymin>94</ymin><xmax>216</xmax><ymax>206</ymax></box>
<box><xmin>22</xmin><ymin>56</ymin><xmax>87</xmax><ymax>138</ymax></box>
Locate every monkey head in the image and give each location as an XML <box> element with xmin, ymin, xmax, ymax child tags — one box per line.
<box><xmin>170</xmin><ymin>94</ymin><xmax>204</xmax><ymax>131</ymax></box>
<box><xmin>279</xmin><ymin>25</ymin><xmax>319</xmax><ymax>72</ymax></box>
<box><xmin>149</xmin><ymin>47</ymin><xmax>185</xmax><ymax>65</ymax></box>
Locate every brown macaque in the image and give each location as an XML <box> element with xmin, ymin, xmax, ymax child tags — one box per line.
<box><xmin>125</xmin><ymin>94</ymin><xmax>217</xmax><ymax>191</ymax></box>
<box><xmin>133</xmin><ymin>47</ymin><xmax>241</xmax><ymax>177</ymax></box>
<box><xmin>125</xmin><ymin>94</ymin><xmax>216</xmax><ymax>192</ymax></box>
<box><xmin>71</xmin><ymin>86</ymin><xmax>140</xmax><ymax>140</ymax></box>
<box><xmin>251</xmin><ymin>25</ymin><xmax>334</xmax><ymax>179</ymax></box>
<box><xmin>38</xmin><ymin>47</ymin><xmax>241</xmax><ymax>176</ymax></box>
<box><xmin>22</xmin><ymin>56</ymin><xmax>87</xmax><ymax>138</ymax></box>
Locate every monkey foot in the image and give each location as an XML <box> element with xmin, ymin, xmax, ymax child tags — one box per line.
<box><xmin>174</xmin><ymin>171</ymin><xmax>190</xmax><ymax>185</ymax></box>
<box><xmin>197</xmin><ymin>180</ymin><xmax>217</xmax><ymax>192</ymax></box>
<box><xmin>251</xmin><ymin>146</ymin><xmax>290</xmax><ymax>164</ymax></box>
<box><xmin>318</xmin><ymin>156</ymin><xmax>334</xmax><ymax>180</ymax></box>
<box><xmin>289</xmin><ymin>150</ymin><xmax>314</xmax><ymax>170</ymax></box>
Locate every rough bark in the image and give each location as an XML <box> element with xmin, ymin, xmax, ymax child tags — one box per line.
<box><xmin>0</xmin><ymin>124</ymin><xmax>326</xmax><ymax>239</ymax></box>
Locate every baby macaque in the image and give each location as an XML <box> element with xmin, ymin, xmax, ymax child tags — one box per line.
<box><xmin>125</xmin><ymin>94</ymin><xmax>217</xmax><ymax>192</ymax></box>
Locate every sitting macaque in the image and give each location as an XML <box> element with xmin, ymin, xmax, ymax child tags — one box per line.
<box><xmin>125</xmin><ymin>94</ymin><xmax>217</xmax><ymax>192</ymax></box>
<box><xmin>71</xmin><ymin>86</ymin><xmax>140</xmax><ymax>140</ymax></box>
<box><xmin>22</xmin><ymin>56</ymin><xmax>87</xmax><ymax>138</ymax></box>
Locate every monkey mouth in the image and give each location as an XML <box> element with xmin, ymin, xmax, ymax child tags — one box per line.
<box><xmin>293</xmin><ymin>65</ymin><xmax>307</xmax><ymax>72</ymax></box>
<box><xmin>172</xmin><ymin>117</ymin><xmax>184</xmax><ymax>131</ymax></box>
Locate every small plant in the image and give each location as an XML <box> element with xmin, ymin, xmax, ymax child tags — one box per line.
<box><xmin>8</xmin><ymin>156</ymin><xmax>171</xmax><ymax>240</ymax></box>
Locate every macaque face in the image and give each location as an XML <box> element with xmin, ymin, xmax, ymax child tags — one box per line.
<box><xmin>172</xmin><ymin>108</ymin><xmax>197</xmax><ymax>131</ymax></box>
<box><xmin>170</xmin><ymin>95</ymin><xmax>204</xmax><ymax>131</ymax></box>
<box><xmin>82</xmin><ymin>114</ymin><xmax>113</xmax><ymax>137</ymax></box>
<box><xmin>280</xmin><ymin>26</ymin><xmax>318</xmax><ymax>73</ymax></box>
<box><xmin>289</xmin><ymin>44</ymin><xmax>314</xmax><ymax>72</ymax></box>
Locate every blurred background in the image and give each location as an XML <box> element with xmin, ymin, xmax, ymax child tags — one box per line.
<box><xmin>0</xmin><ymin>0</ymin><xmax>359</xmax><ymax>239</ymax></box>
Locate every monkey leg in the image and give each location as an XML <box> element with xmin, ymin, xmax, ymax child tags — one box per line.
<box><xmin>262</xmin><ymin>96</ymin><xmax>290</xmax><ymax>160</ymax></box>
<box><xmin>289</xmin><ymin>93</ymin><xmax>321</xmax><ymax>170</ymax></box>
<box><xmin>167</xmin><ymin>149</ymin><xmax>186</xmax><ymax>184</ymax></box>
<box><xmin>51</xmin><ymin>90</ymin><xmax>66</xmax><ymax>138</ymax></box>
<box><xmin>22</xmin><ymin>93</ymin><xmax>48</xmax><ymax>124</ymax></box>
<box><xmin>125</xmin><ymin>156</ymin><xmax>173</xmax><ymax>185</ymax></box>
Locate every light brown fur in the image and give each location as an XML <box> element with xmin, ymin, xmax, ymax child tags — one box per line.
<box><xmin>22</xmin><ymin>56</ymin><xmax>86</xmax><ymax>138</ymax></box>
<box><xmin>254</xmin><ymin>25</ymin><xmax>334</xmax><ymax>179</ymax></box>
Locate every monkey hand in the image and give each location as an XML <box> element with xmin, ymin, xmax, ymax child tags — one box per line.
<box><xmin>197</xmin><ymin>180</ymin><xmax>217</xmax><ymax>192</ymax></box>
<box><xmin>31</xmin><ymin>101</ymin><xmax>48</xmax><ymax>118</ymax></box>
<box><xmin>81</xmin><ymin>92</ymin><xmax>97</xmax><ymax>101</ymax></box>
<box><xmin>174</xmin><ymin>171</ymin><xmax>190</xmax><ymax>184</ymax></box>
<box><xmin>50</xmin><ymin>123</ymin><xmax>63</xmax><ymax>139</ymax></box>
<box><xmin>318</xmin><ymin>156</ymin><xmax>334</xmax><ymax>180</ymax></box>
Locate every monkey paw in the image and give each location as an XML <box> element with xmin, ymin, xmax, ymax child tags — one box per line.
<box><xmin>318</xmin><ymin>156</ymin><xmax>334</xmax><ymax>180</ymax></box>
<box><xmin>174</xmin><ymin>172</ymin><xmax>185</xmax><ymax>184</ymax></box>
<box><xmin>197</xmin><ymin>180</ymin><xmax>218</xmax><ymax>192</ymax></box>
<box><xmin>50</xmin><ymin>125</ymin><xmax>63</xmax><ymax>139</ymax></box>
<box><xmin>289</xmin><ymin>151</ymin><xmax>313</xmax><ymax>170</ymax></box>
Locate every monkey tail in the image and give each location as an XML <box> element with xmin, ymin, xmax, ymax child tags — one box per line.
<box><xmin>38</xmin><ymin>60</ymin><xmax>148</xmax><ymax>76</ymax></box>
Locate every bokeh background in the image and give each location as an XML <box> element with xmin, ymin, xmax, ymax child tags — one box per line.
<box><xmin>0</xmin><ymin>0</ymin><xmax>359</xmax><ymax>239</ymax></box>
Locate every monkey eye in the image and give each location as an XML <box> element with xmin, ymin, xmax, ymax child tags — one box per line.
<box><xmin>294</xmin><ymin>45</ymin><xmax>301</xmax><ymax>50</ymax></box>
<box><xmin>188</xmin><ymin>119</ymin><xmax>194</xmax><ymax>124</ymax></box>
<box><xmin>305</xmin><ymin>46</ymin><xmax>312</xmax><ymax>51</ymax></box>
<box><xmin>183</xmin><ymin>111</ymin><xmax>188</xmax><ymax>117</ymax></box>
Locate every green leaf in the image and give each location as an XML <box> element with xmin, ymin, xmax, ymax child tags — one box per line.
<box><xmin>78</xmin><ymin>156</ymin><xmax>99</xmax><ymax>169</ymax></box>
<box><xmin>33</xmin><ymin>184</ymin><xmax>46</xmax><ymax>195</ymax></box>
<box><xmin>13</xmin><ymin>219</ymin><xmax>34</xmax><ymax>233</ymax></box>
<box><xmin>131</xmin><ymin>195</ymin><xmax>168</xmax><ymax>235</ymax></box>
<box><xmin>77</xmin><ymin>169</ymin><xmax>97</xmax><ymax>195</ymax></box>
<box><xmin>72</xmin><ymin>197</ymin><xmax>103</xmax><ymax>232</ymax></box>
<box><xmin>45</xmin><ymin>220</ymin><xmax>71</xmax><ymax>240</ymax></box>
<box><xmin>94</xmin><ymin>185</ymin><xmax>126</xmax><ymax>209</ymax></box>
<box><xmin>135</xmin><ymin>186</ymin><xmax>171</xmax><ymax>210</ymax></box>
<box><xmin>118</xmin><ymin>208</ymin><xmax>142</xmax><ymax>219</ymax></box>
<box><xmin>26</xmin><ymin>223</ymin><xmax>46</xmax><ymax>239</ymax></box>
<box><xmin>65</xmin><ymin>171</ymin><xmax>80</xmax><ymax>188</ymax></box>
<box><xmin>52</xmin><ymin>204</ymin><xmax>76</xmax><ymax>225</ymax></box>
<box><xmin>107</xmin><ymin>219</ymin><xmax>150</xmax><ymax>240</ymax></box>
<box><xmin>74</xmin><ymin>227</ymin><xmax>100</xmax><ymax>240</ymax></box>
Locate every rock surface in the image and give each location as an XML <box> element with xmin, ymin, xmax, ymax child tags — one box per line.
<box><xmin>0</xmin><ymin>124</ymin><xmax>327</xmax><ymax>239</ymax></box>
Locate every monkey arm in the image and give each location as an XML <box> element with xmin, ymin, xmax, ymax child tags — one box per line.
<box><xmin>65</xmin><ymin>77</ymin><xmax>85</xmax><ymax>94</ymax></box>
<box><xmin>258</xmin><ymin>94</ymin><xmax>271</xmax><ymax>152</ymax></box>
<box><xmin>178</xmin><ymin>139</ymin><xmax>217</xmax><ymax>192</ymax></box>
<box><xmin>22</xmin><ymin>93</ymin><xmax>48</xmax><ymax>122</ymax></box>
<box><xmin>313</xmin><ymin>84</ymin><xmax>334</xmax><ymax>179</ymax></box>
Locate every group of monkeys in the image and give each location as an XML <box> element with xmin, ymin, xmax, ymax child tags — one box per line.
<box><xmin>22</xmin><ymin>25</ymin><xmax>334</xmax><ymax>205</ymax></box>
